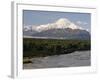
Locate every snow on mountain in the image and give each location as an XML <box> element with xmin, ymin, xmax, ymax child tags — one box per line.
<box><xmin>23</xmin><ymin>18</ymin><xmax>90</xmax><ymax>40</ymax></box>
<box><xmin>24</xmin><ymin>18</ymin><xmax>86</xmax><ymax>32</ymax></box>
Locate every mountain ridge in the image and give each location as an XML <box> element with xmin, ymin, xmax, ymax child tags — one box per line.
<box><xmin>31</xmin><ymin>28</ymin><xmax>90</xmax><ymax>40</ymax></box>
<box><xmin>23</xmin><ymin>18</ymin><xmax>90</xmax><ymax>40</ymax></box>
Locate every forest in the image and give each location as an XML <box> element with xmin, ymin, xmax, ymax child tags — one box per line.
<box><xmin>23</xmin><ymin>38</ymin><xmax>91</xmax><ymax>58</ymax></box>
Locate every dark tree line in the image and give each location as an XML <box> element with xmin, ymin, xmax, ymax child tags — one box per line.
<box><xmin>23</xmin><ymin>38</ymin><xmax>91</xmax><ymax>58</ymax></box>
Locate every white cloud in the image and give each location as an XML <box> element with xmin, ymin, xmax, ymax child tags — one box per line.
<box><xmin>76</xmin><ymin>21</ymin><xmax>88</xmax><ymax>25</ymax></box>
<box><xmin>35</xmin><ymin>18</ymin><xmax>84</xmax><ymax>32</ymax></box>
<box><xmin>24</xmin><ymin>18</ymin><xmax>87</xmax><ymax>32</ymax></box>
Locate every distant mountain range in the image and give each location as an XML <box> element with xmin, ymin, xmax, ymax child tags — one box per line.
<box><xmin>23</xmin><ymin>18</ymin><xmax>90</xmax><ymax>40</ymax></box>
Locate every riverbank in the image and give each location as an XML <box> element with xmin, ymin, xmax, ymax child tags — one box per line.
<box><xmin>23</xmin><ymin>51</ymin><xmax>90</xmax><ymax>69</ymax></box>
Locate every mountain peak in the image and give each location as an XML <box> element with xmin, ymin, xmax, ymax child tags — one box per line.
<box><xmin>55</xmin><ymin>18</ymin><xmax>84</xmax><ymax>30</ymax></box>
<box><xmin>24</xmin><ymin>18</ymin><xmax>86</xmax><ymax>32</ymax></box>
<box><xmin>56</xmin><ymin>18</ymin><xmax>70</xmax><ymax>24</ymax></box>
<box><xmin>24</xmin><ymin>18</ymin><xmax>90</xmax><ymax>40</ymax></box>
<box><xmin>55</xmin><ymin>18</ymin><xmax>71</xmax><ymax>28</ymax></box>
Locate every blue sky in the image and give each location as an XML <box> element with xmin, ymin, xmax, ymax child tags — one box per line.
<box><xmin>23</xmin><ymin>10</ymin><xmax>91</xmax><ymax>32</ymax></box>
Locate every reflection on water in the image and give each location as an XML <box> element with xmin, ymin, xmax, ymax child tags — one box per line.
<box><xmin>23</xmin><ymin>51</ymin><xmax>90</xmax><ymax>69</ymax></box>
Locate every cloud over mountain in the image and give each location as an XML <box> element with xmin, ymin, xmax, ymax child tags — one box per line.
<box><xmin>24</xmin><ymin>18</ymin><xmax>86</xmax><ymax>32</ymax></box>
<box><xmin>23</xmin><ymin>18</ymin><xmax>90</xmax><ymax>40</ymax></box>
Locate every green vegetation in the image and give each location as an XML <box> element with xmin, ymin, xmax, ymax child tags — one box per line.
<box><xmin>23</xmin><ymin>38</ymin><xmax>91</xmax><ymax>58</ymax></box>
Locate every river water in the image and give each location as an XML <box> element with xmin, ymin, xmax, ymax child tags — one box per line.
<box><xmin>23</xmin><ymin>51</ymin><xmax>90</xmax><ymax>69</ymax></box>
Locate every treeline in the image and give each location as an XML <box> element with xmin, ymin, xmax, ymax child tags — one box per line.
<box><xmin>23</xmin><ymin>38</ymin><xmax>91</xmax><ymax>58</ymax></box>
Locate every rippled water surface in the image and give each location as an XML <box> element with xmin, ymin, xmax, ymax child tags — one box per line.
<box><xmin>23</xmin><ymin>51</ymin><xmax>90</xmax><ymax>69</ymax></box>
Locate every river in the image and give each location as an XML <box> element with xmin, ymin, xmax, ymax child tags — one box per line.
<box><xmin>23</xmin><ymin>51</ymin><xmax>90</xmax><ymax>69</ymax></box>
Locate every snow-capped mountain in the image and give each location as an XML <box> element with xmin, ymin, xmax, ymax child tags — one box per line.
<box><xmin>24</xmin><ymin>18</ymin><xmax>85</xmax><ymax>32</ymax></box>
<box><xmin>23</xmin><ymin>18</ymin><xmax>90</xmax><ymax>40</ymax></box>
